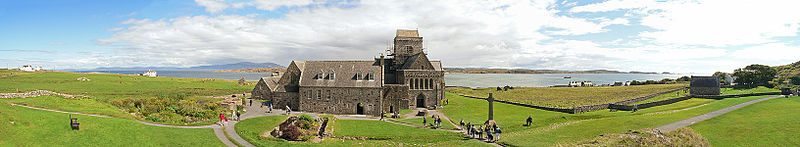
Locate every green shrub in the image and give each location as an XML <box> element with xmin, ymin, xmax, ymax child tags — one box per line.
<box><xmin>299</xmin><ymin>114</ymin><xmax>314</xmax><ymax>122</ymax></box>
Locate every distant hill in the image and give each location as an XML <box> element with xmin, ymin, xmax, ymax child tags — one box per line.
<box><xmin>775</xmin><ymin>60</ymin><xmax>800</xmax><ymax>77</ymax></box>
<box><xmin>91</xmin><ymin>62</ymin><xmax>282</xmax><ymax>71</ymax></box>
<box><xmin>189</xmin><ymin>62</ymin><xmax>282</xmax><ymax>70</ymax></box>
<box><xmin>214</xmin><ymin>67</ymin><xmax>286</xmax><ymax>73</ymax></box>
<box><xmin>443</xmin><ymin>68</ymin><xmax>667</xmax><ymax>74</ymax></box>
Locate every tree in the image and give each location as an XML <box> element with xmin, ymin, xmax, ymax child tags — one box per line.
<box><xmin>733</xmin><ymin>64</ymin><xmax>777</xmax><ymax>86</ymax></box>
<box><xmin>790</xmin><ymin>75</ymin><xmax>800</xmax><ymax>85</ymax></box>
<box><xmin>676</xmin><ymin>76</ymin><xmax>691</xmax><ymax>81</ymax></box>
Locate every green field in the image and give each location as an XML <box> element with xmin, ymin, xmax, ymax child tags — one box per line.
<box><xmin>690</xmin><ymin>96</ymin><xmax>800</xmax><ymax>146</ymax></box>
<box><xmin>0</xmin><ymin>70</ymin><xmax>253</xmax><ymax>101</ymax></box>
<box><xmin>235</xmin><ymin>116</ymin><xmax>489</xmax><ymax>146</ymax></box>
<box><xmin>720</xmin><ymin>86</ymin><xmax>780</xmax><ymax>95</ymax></box>
<box><xmin>0</xmin><ymin>70</ymin><xmax>254</xmax><ymax>125</ymax></box>
<box><xmin>441</xmin><ymin>92</ymin><xmax>778</xmax><ymax>146</ymax></box>
<box><xmin>0</xmin><ymin>101</ymin><xmax>225</xmax><ymax>146</ymax></box>
<box><xmin>448</xmin><ymin>84</ymin><xmax>686</xmax><ymax>108</ymax></box>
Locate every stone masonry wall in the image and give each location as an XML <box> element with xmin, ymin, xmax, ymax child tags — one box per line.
<box><xmin>299</xmin><ymin>86</ymin><xmax>382</xmax><ymax>115</ymax></box>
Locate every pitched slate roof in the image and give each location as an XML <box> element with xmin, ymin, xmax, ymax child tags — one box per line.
<box><xmin>299</xmin><ymin>60</ymin><xmax>382</xmax><ymax>88</ymax></box>
<box><xmin>430</xmin><ymin>61</ymin><xmax>443</xmax><ymax>71</ymax></box>
<box><xmin>291</xmin><ymin>61</ymin><xmax>305</xmax><ymax>72</ymax></box>
<box><xmin>260</xmin><ymin>76</ymin><xmax>281</xmax><ymax>91</ymax></box>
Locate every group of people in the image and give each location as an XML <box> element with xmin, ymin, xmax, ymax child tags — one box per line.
<box><xmin>441</xmin><ymin>99</ymin><xmax>449</xmax><ymax>106</ymax></box>
<box><xmin>423</xmin><ymin>115</ymin><xmax>444</xmax><ymax>128</ymax></box>
<box><xmin>459</xmin><ymin>119</ymin><xmax>502</xmax><ymax>142</ymax></box>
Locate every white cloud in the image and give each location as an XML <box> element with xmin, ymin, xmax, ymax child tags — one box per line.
<box><xmin>79</xmin><ymin>0</ymin><xmax>800</xmax><ymax>74</ymax></box>
<box><xmin>251</xmin><ymin>0</ymin><xmax>313</xmax><ymax>11</ymax></box>
<box><xmin>195</xmin><ymin>0</ymin><xmax>229</xmax><ymax>14</ymax></box>
<box><xmin>731</xmin><ymin>43</ymin><xmax>800</xmax><ymax>60</ymax></box>
<box><xmin>572</xmin><ymin>0</ymin><xmax>800</xmax><ymax>47</ymax></box>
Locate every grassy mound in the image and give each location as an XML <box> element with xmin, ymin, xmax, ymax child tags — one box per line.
<box><xmin>559</xmin><ymin>128</ymin><xmax>708</xmax><ymax>147</ymax></box>
<box><xmin>448</xmin><ymin>84</ymin><xmax>686</xmax><ymax>108</ymax></box>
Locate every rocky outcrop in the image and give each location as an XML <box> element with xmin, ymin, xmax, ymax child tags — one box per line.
<box><xmin>0</xmin><ymin>90</ymin><xmax>86</xmax><ymax>99</ymax></box>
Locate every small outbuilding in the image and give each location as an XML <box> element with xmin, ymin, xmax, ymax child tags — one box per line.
<box><xmin>690</xmin><ymin>76</ymin><xmax>720</xmax><ymax>96</ymax></box>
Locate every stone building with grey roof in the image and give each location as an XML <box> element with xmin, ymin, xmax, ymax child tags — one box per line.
<box><xmin>251</xmin><ymin>29</ymin><xmax>445</xmax><ymax>116</ymax></box>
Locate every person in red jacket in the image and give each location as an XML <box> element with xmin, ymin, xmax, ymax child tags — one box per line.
<box><xmin>219</xmin><ymin>113</ymin><xmax>225</xmax><ymax>126</ymax></box>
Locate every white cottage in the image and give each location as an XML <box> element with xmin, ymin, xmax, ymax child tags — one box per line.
<box><xmin>20</xmin><ymin>65</ymin><xmax>43</xmax><ymax>72</ymax></box>
<box><xmin>143</xmin><ymin>70</ymin><xmax>157</xmax><ymax>77</ymax></box>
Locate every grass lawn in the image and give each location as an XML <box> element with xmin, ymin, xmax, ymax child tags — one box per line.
<box><xmin>2</xmin><ymin>95</ymin><xmax>135</xmax><ymax>120</ymax></box>
<box><xmin>235</xmin><ymin>116</ymin><xmax>489</xmax><ymax>146</ymax></box>
<box><xmin>720</xmin><ymin>86</ymin><xmax>780</xmax><ymax>95</ymax></box>
<box><xmin>441</xmin><ymin>92</ymin><xmax>777</xmax><ymax>146</ymax></box>
<box><xmin>393</xmin><ymin>117</ymin><xmax>459</xmax><ymax>130</ymax></box>
<box><xmin>690</xmin><ymin>96</ymin><xmax>800</xmax><ymax>146</ymax></box>
<box><xmin>0</xmin><ymin>70</ymin><xmax>254</xmax><ymax>125</ymax></box>
<box><xmin>448</xmin><ymin>84</ymin><xmax>686</xmax><ymax>108</ymax></box>
<box><xmin>0</xmin><ymin>102</ymin><xmax>224</xmax><ymax>147</ymax></box>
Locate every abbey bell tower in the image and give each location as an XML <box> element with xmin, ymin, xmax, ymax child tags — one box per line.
<box><xmin>392</xmin><ymin>29</ymin><xmax>424</xmax><ymax>67</ymax></box>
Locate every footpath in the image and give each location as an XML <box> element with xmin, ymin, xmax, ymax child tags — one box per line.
<box><xmin>655</xmin><ymin>95</ymin><xmax>784</xmax><ymax>131</ymax></box>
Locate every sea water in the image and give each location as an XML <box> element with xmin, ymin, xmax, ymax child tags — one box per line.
<box><xmin>75</xmin><ymin>70</ymin><xmax>688</xmax><ymax>87</ymax></box>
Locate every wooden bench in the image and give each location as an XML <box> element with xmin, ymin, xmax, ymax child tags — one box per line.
<box><xmin>69</xmin><ymin>115</ymin><xmax>79</xmax><ymax>130</ymax></box>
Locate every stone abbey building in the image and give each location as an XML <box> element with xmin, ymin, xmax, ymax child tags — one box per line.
<box><xmin>252</xmin><ymin>29</ymin><xmax>445</xmax><ymax>116</ymax></box>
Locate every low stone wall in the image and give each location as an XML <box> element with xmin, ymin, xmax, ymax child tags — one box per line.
<box><xmin>449</xmin><ymin>87</ymin><xmax>688</xmax><ymax>114</ymax></box>
<box><xmin>609</xmin><ymin>92</ymin><xmax>782</xmax><ymax>111</ymax></box>
<box><xmin>693</xmin><ymin>92</ymin><xmax>781</xmax><ymax>99</ymax></box>
<box><xmin>0</xmin><ymin>90</ymin><xmax>85</xmax><ymax>99</ymax></box>
<box><xmin>613</xmin><ymin>87</ymin><xmax>687</xmax><ymax>105</ymax></box>
<box><xmin>609</xmin><ymin>96</ymin><xmax>692</xmax><ymax>111</ymax></box>
<box><xmin>454</xmin><ymin>94</ymin><xmax>575</xmax><ymax>113</ymax></box>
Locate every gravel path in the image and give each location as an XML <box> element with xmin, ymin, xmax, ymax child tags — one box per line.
<box><xmin>655</xmin><ymin>95</ymin><xmax>783</xmax><ymax>131</ymax></box>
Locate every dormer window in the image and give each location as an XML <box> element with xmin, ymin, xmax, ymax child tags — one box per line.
<box><xmin>367</xmin><ymin>72</ymin><xmax>375</xmax><ymax>81</ymax></box>
<box><xmin>355</xmin><ymin>72</ymin><xmax>363</xmax><ymax>80</ymax></box>
<box><xmin>315</xmin><ymin>72</ymin><xmax>324</xmax><ymax>80</ymax></box>
<box><xmin>326</xmin><ymin>72</ymin><xmax>335</xmax><ymax>80</ymax></box>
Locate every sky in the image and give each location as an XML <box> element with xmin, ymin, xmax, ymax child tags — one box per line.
<box><xmin>1</xmin><ymin>0</ymin><xmax>800</xmax><ymax>74</ymax></box>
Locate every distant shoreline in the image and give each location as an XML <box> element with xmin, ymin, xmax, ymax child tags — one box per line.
<box><xmin>443</xmin><ymin>68</ymin><xmax>672</xmax><ymax>75</ymax></box>
<box><xmin>211</xmin><ymin>67</ymin><xmax>676</xmax><ymax>75</ymax></box>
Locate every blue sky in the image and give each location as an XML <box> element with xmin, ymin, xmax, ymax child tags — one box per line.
<box><xmin>2</xmin><ymin>0</ymin><xmax>800</xmax><ymax>74</ymax></box>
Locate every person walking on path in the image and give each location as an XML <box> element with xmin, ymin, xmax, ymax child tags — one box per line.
<box><xmin>467</xmin><ymin>122</ymin><xmax>472</xmax><ymax>134</ymax></box>
<box><xmin>380</xmin><ymin>111</ymin><xmax>385</xmax><ymax>121</ymax></box>
<box><xmin>633</xmin><ymin>104</ymin><xmax>639</xmax><ymax>112</ymax></box>
<box><xmin>459</xmin><ymin>119</ymin><xmax>464</xmax><ymax>128</ymax></box>
<box><xmin>268</xmin><ymin>103</ymin><xmax>273</xmax><ymax>113</ymax></box>
<box><xmin>436</xmin><ymin>116</ymin><xmax>442</xmax><ymax>128</ymax></box>
<box><xmin>526</xmin><ymin>116</ymin><xmax>533</xmax><ymax>126</ymax></box>
<box><xmin>486</xmin><ymin>125</ymin><xmax>493</xmax><ymax>142</ymax></box>
<box><xmin>249</xmin><ymin>99</ymin><xmax>252</xmax><ymax>106</ymax></box>
<box><xmin>423</xmin><ymin>117</ymin><xmax>427</xmax><ymax>126</ymax></box>
<box><xmin>219</xmin><ymin>113</ymin><xmax>225</xmax><ymax>126</ymax></box>
<box><xmin>223</xmin><ymin>113</ymin><xmax>229</xmax><ymax>125</ymax></box>
<box><xmin>236</xmin><ymin>110</ymin><xmax>241</xmax><ymax>121</ymax></box>
<box><xmin>495</xmin><ymin>126</ymin><xmax>502</xmax><ymax>141</ymax></box>
<box><xmin>477</xmin><ymin>125</ymin><xmax>483</xmax><ymax>139</ymax></box>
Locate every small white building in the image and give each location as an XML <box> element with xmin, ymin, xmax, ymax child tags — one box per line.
<box><xmin>20</xmin><ymin>65</ymin><xmax>43</xmax><ymax>72</ymax></box>
<box><xmin>143</xmin><ymin>70</ymin><xmax>157</xmax><ymax>77</ymax></box>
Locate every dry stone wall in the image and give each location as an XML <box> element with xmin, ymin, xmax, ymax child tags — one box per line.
<box><xmin>0</xmin><ymin>90</ymin><xmax>85</xmax><ymax>99</ymax></box>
